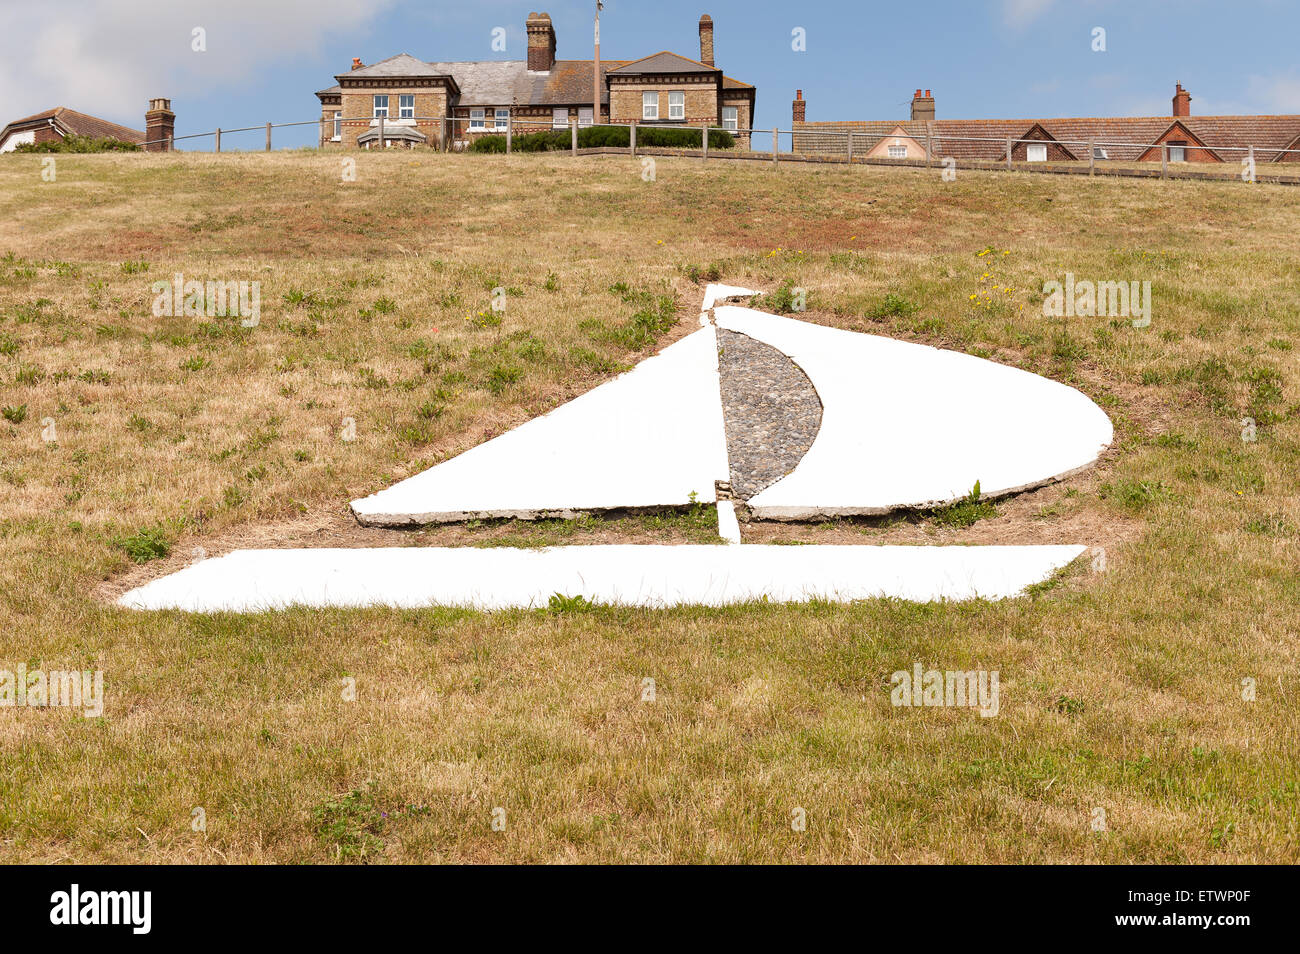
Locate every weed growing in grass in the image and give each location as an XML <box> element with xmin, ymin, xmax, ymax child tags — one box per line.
<box><xmin>1099</xmin><ymin>479</ymin><xmax>1172</xmax><ymax>511</ymax></box>
<box><xmin>313</xmin><ymin>788</ymin><xmax>386</xmax><ymax>861</ymax></box>
<box><xmin>2</xmin><ymin>404</ymin><xmax>28</xmax><ymax>424</ymax></box>
<box><xmin>179</xmin><ymin>355</ymin><xmax>209</xmax><ymax>372</ymax></box>
<box><xmin>113</xmin><ymin>526</ymin><xmax>170</xmax><ymax>563</ymax></box>
<box><xmin>0</xmin><ymin>334</ymin><xmax>19</xmax><ymax>356</ymax></box>
<box><xmin>866</xmin><ymin>293</ymin><xmax>919</xmax><ymax>320</ymax></box>
<box><xmin>752</xmin><ymin>280</ymin><xmax>805</xmax><ymax>314</ymax></box>
<box><xmin>932</xmin><ymin>482</ymin><xmax>997</xmax><ymax>527</ymax></box>
<box><xmin>548</xmin><ymin>593</ymin><xmax>594</xmax><ymax>614</ymax></box>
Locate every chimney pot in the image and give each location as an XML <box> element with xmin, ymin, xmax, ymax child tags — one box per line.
<box><xmin>792</xmin><ymin>90</ymin><xmax>807</xmax><ymax>124</ymax></box>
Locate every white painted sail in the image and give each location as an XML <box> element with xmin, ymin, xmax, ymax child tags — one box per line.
<box><xmin>715</xmin><ymin>306</ymin><xmax>1113</xmax><ymax>519</ymax></box>
<box><xmin>351</xmin><ymin>327</ymin><xmax>730</xmax><ymax>525</ymax></box>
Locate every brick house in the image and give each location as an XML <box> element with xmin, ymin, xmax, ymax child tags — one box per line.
<box><xmin>0</xmin><ymin>107</ymin><xmax>144</xmax><ymax>153</ymax></box>
<box><xmin>316</xmin><ymin>11</ymin><xmax>756</xmax><ymax>150</ymax></box>
<box><xmin>792</xmin><ymin>84</ymin><xmax>1300</xmax><ymax>164</ymax></box>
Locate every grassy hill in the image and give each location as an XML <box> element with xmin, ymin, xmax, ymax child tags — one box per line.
<box><xmin>0</xmin><ymin>150</ymin><xmax>1296</xmax><ymax>862</ymax></box>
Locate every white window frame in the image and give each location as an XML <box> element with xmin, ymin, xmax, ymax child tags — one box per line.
<box><xmin>470</xmin><ymin>108</ymin><xmax>485</xmax><ymax>131</ymax></box>
<box><xmin>642</xmin><ymin>91</ymin><xmax>658</xmax><ymax>121</ymax></box>
<box><xmin>332</xmin><ymin>111</ymin><xmax>341</xmax><ymax>141</ymax></box>
<box><xmin>888</xmin><ymin>143</ymin><xmax>907</xmax><ymax>159</ymax></box>
<box><xmin>1168</xmin><ymin>143</ymin><xmax>1186</xmax><ymax>162</ymax></box>
<box><xmin>668</xmin><ymin>91</ymin><xmax>685</xmax><ymax>121</ymax></box>
<box><xmin>495</xmin><ymin>108</ymin><xmax>510</xmax><ymax>130</ymax></box>
<box><xmin>578</xmin><ymin>107</ymin><xmax>594</xmax><ymax>128</ymax></box>
<box><xmin>373</xmin><ymin>94</ymin><xmax>389</xmax><ymax>118</ymax></box>
<box><xmin>399</xmin><ymin>94</ymin><xmax>414</xmax><ymax>119</ymax></box>
<box><xmin>552</xmin><ymin>107</ymin><xmax>569</xmax><ymax>128</ymax></box>
<box><xmin>722</xmin><ymin>106</ymin><xmax>738</xmax><ymax>132</ymax></box>
<box><xmin>1026</xmin><ymin>143</ymin><xmax>1048</xmax><ymax>162</ymax></box>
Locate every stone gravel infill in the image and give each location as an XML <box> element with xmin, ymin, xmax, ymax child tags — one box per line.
<box><xmin>717</xmin><ymin>328</ymin><xmax>823</xmax><ymax>500</ymax></box>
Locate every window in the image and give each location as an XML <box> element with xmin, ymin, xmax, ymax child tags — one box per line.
<box><xmin>668</xmin><ymin>91</ymin><xmax>685</xmax><ymax>120</ymax></box>
<box><xmin>470</xmin><ymin>108</ymin><xmax>485</xmax><ymax>130</ymax></box>
<box><xmin>642</xmin><ymin>91</ymin><xmax>658</xmax><ymax>121</ymax></box>
<box><xmin>332</xmin><ymin>112</ymin><xmax>341</xmax><ymax>140</ymax></box>
<box><xmin>722</xmin><ymin>106</ymin><xmax>738</xmax><ymax>132</ymax></box>
<box><xmin>578</xmin><ymin>107</ymin><xmax>594</xmax><ymax>128</ymax></box>
<box><xmin>1168</xmin><ymin>141</ymin><xmax>1186</xmax><ymax>162</ymax></box>
<box><xmin>1092</xmin><ymin>146</ymin><xmax>1108</xmax><ymax>160</ymax></box>
<box><xmin>373</xmin><ymin>95</ymin><xmax>389</xmax><ymax>118</ymax></box>
<box><xmin>495</xmin><ymin>108</ymin><xmax>510</xmax><ymax>130</ymax></box>
<box><xmin>553</xmin><ymin>107</ymin><xmax>569</xmax><ymax>128</ymax></box>
<box><xmin>888</xmin><ymin>143</ymin><xmax>907</xmax><ymax>159</ymax></box>
<box><xmin>399</xmin><ymin>95</ymin><xmax>414</xmax><ymax>119</ymax></box>
<box><xmin>1026</xmin><ymin>143</ymin><xmax>1047</xmax><ymax>162</ymax></box>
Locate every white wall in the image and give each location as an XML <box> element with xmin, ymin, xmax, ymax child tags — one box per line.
<box><xmin>0</xmin><ymin>129</ymin><xmax>36</xmax><ymax>153</ymax></box>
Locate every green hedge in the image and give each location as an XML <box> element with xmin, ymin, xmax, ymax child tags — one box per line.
<box><xmin>469</xmin><ymin>125</ymin><xmax>735</xmax><ymax>154</ymax></box>
<box><xmin>15</xmin><ymin>134</ymin><xmax>141</xmax><ymax>153</ymax></box>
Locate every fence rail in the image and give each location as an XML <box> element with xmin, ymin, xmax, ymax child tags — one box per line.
<box><xmin>117</xmin><ymin>113</ymin><xmax>1300</xmax><ymax>185</ymax></box>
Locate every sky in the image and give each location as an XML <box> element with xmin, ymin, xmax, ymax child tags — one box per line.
<box><xmin>2</xmin><ymin>0</ymin><xmax>1299</xmax><ymax>149</ymax></box>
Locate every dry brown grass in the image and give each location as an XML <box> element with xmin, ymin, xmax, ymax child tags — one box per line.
<box><xmin>0</xmin><ymin>150</ymin><xmax>1297</xmax><ymax>863</ymax></box>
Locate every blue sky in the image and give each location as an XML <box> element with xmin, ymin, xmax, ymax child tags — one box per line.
<box><xmin>4</xmin><ymin>0</ymin><xmax>1300</xmax><ymax>149</ymax></box>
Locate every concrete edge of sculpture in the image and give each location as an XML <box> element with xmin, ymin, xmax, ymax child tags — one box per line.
<box><xmin>350</xmin><ymin>326</ymin><xmax>730</xmax><ymax>526</ymax></box>
<box><xmin>714</xmin><ymin>306</ymin><xmax>1114</xmax><ymax>519</ymax></box>
<box><xmin>116</xmin><ymin>544</ymin><xmax>1088</xmax><ymax>612</ymax></box>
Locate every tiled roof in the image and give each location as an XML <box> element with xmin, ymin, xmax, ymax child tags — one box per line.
<box><xmin>608</xmin><ymin>51</ymin><xmax>719</xmax><ymax>75</ymax></box>
<box><xmin>342</xmin><ymin>53</ymin><xmax>444</xmax><ymax>79</ymax></box>
<box><xmin>799</xmin><ymin>115</ymin><xmax>1300</xmax><ymax>161</ymax></box>
<box><xmin>1</xmin><ymin>107</ymin><xmax>144</xmax><ymax>143</ymax></box>
<box><xmin>722</xmin><ymin>75</ymin><xmax>754</xmax><ymax>91</ymax></box>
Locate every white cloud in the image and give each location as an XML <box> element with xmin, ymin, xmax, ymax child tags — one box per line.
<box><xmin>1244</xmin><ymin>72</ymin><xmax>1300</xmax><ymax>113</ymax></box>
<box><xmin>1001</xmin><ymin>0</ymin><xmax>1055</xmax><ymax>28</ymax></box>
<box><xmin>0</xmin><ymin>0</ymin><xmax>398</xmax><ymax>128</ymax></box>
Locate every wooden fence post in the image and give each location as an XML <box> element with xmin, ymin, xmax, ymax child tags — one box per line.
<box><xmin>1005</xmin><ymin>136</ymin><xmax>1012</xmax><ymax>170</ymax></box>
<box><xmin>702</xmin><ymin>124</ymin><xmax>709</xmax><ymax>160</ymax></box>
<box><xmin>571</xmin><ymin>117</ymin><xmax>578</xmax><ymax>154</ymax></box>
<box><xmin>215</xmin><ymin>128</ymin><xmax>221</xmax><ymax>153</ymax></box>
<box><xmin>630</xmin><ymin>121</ymin><xmax>636</xmax><ymax>157</ymax></box>
<box><xmin>265</xmin><ymin>122</ymin><xmax>272</xmax><ymax>151</ymax></box>
<box><xmin>1088</xmin><ymin>138</ymin><xmax>1095</xmax><ymax>175</ymax></box>
<box><xmin>1161</xmin><ymin>144</ymin><xmax>1167</xmax><ymax>178</ymax></box>
<box><xmin>926</xmin><ymin>127</ymin><xmax>932</xmax><ymax>168</ymax></box>
<box><xmin>772</xmin><ymin>128</ymin><xmax>779</xmax><ymax>165</ymax></box>
<box><xmin>506</xmin><ymin>112</ymin><xmax>512</xmax><ymax>154</ymax></box>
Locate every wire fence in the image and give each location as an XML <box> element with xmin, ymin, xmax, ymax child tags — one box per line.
<box><xmin>130</xmin><ymin>114</ymin><xmax>1300</xmax><ymax>184</ymax></box>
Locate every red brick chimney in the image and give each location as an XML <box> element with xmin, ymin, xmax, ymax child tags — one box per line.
<box><xmin>911</xmin><ymin>88</ymin><xmax>935</xmax><ymax>121</ymax></box>
<box><xmin>793</xmin><ymin>89</ymin><xmax>806</xmax><ymax>124</ymax></box>
<box><xmin>144</xmin><ymin>97</ymin><xmax>174</xmax><ymax>152</ymax></box>
<box><xmin>527</xmin><ymin>12</ymin><xmax>556</xmax><ymax>72</ymax></box>
<box><xmin>699</xmin><ymin>14</ymin><xmax>715</xmax><ymax>67</ymax></box>
<box><xmin>351</xmin><ymin>57</ymin><xmax>363</xmax><ymax>70</ymax></box>
<box><xmin>1173</xmin><ymin>82</ymin><xmax>1191</xmax><ymax>117</ymax></box>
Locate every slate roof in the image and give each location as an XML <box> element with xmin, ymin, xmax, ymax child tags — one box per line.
<box><xmin>1</xmin><ymin>107</ymin><xmax>144</xmax><ymax>144</ymax></box>
<box><xmin>608</xmin><ymin>51</ymin><xmax>719</xmax><ymax>75</ymax></box>
<box><xmin>799</xmin><ymin>115</ymin><xmax>1300</xmax><ymax>161</ymax></box>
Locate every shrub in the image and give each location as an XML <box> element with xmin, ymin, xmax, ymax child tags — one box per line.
<box><xmin>16</xmin><ymin>134</ymin><xmax>140</xmax><ymax>154</ymax></box>
<box><xmin>469</xmin><ymin>125</ymin><xmax>734</xmax><ymax>153</ymax></box>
